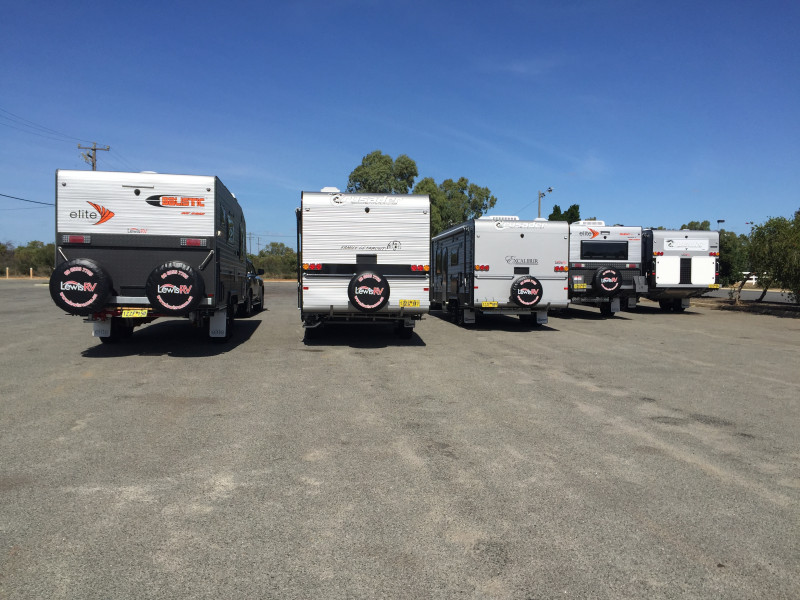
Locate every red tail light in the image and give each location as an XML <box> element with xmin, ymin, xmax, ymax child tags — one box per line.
<box><xmin>653</xmin><ymin>251</ymin><xmax>664</xmax><ymax>256</ymax></box>
<box><xmin>554</xmin><ymin>266</ymin><xmax>569</xmax><ymax>272</ymax></box>
<box><xmin>302</xmin><ymin>263</ymin><xmax>323</xmax><ymax>271</ymax></box>
<box><xmin>181</xmin><ymin>238</ymin><xmax>206</xmax><ymax>247</ymax></box>
<box><xmin>474</xmin><ymin>265</ymin><xmax>490</xmax><ymax>271</ymax></box>
<box><xmin>709</xmin><ymin>252</ymin><xmax>719</xmax><ymax>256</ymax></box>
<box><xmin>64</xmin><ymin>235</ymin><xmax>90</xmax><ymax>244</ymax></box>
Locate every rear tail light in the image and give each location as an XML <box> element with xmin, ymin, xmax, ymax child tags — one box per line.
<box><xmin>63</xmin><ymin>235</ymin><xmax>90</xmax><ymax>244</ymax></box>
<box><xmin>709</xmin><ymin>252</ymin><xmax>719</xmax><ymax>256</ymax></box>
<box><xmin>180</xmin><ymin>238</ymin><xmax>207</xmax><ymax>247</ymax></box>
<box><xmin>554</xmin><ymin>265</ymin><xmax>569</xmax><ymax>272</ymax></box>
<box><xmin>302</xmin><ymin>263</ymin><xmax>322</xmax><ymax>271</ymax></box>
<box><xmin>410</xmin><ymin>265</ymin><xmax>430</xmax><ymax>272</ymax></box>
<box><xmin>653</xmin><ymin>251</ymin><xmax>664</xmax><ymax>256</ymax></box>
<box><xmin>474</xmin><ymin>265</ymin><xmax>490</xmax><ymax>271</ymax></box>
<box><xmin>626</xmin><ymin>263</ymin><xmax>639</xmax><ymax>269</ymax></box>
<box><xmin>572</xmin><ymin>263</ymin><xmax>585</xmax><ymax>268</ymax></box>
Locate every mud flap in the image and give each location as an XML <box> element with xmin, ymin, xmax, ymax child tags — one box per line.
<box><xmin>536</xmin><ymin>311</ymin><xmax>548</xmax><ymax>325</ymax></box>
<box><xmin>610</xmin><ymin>297</ymin><xmax>621</xmax><ymax>313</ymax></box>
<box><xmin>462</xmin><ymin>309</ymin><xmax>476</xmax><ymax>324</ymax></box>
<box><xmin>208</xmin><ymin>309</ymin><xmax>228</xmax><ymax>338</ymax></box>
<box><xmin>92</xmin><ymin>320</ymin><xmax>111</xmax><ymax>338</ymax></box>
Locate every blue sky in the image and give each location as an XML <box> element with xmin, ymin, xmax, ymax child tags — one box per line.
<box><xmin>2</xmin><ymin>1</ymin><xmax>798</xmax><ymax>250</ymax></box>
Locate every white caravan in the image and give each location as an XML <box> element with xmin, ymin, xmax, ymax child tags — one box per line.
<box><xmin>568</xmin><ymin>220</ymin><xmax>648</xmax><ymax>316</ymax></box>
<box><xmin>642</xmin><ymin>229</ymin><xmax>720</xmax><ymax>311</ymax></box>
<box><xmin>296</xmin><ymin>189</ymin><xmax>430</xmax><ymax>337</ymax></box>
<box><xmin>49</xmin><ymin>170</ymin><xmax>252</xmax><ymax>342</ymax></box>
<box><xmin>431</xmin><ymin>216</ymin><xmax>570</xmax><ymax>326</ymax></box>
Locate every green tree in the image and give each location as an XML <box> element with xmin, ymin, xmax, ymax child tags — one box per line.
<box><xmin>746</xmin><ymin>215</ymin><xmax>800</xmax><ymax>303</ymax></box>
<box><xmin>548</xmin><ymin>204</ymin><xmax>581</xmax><ymax>223</ymax></box>
<box><xmin>346</xmin><ymin>150</ymin><xmax>418</xmax><ymax>194</ymax></box>
<box><xmin>13</xmin><ymin>240</ymin><xmax>54</xmax><ymax>276</ymax></box>
<box><xmin>718</xmin><ymin>229</ymin><xmax>749</xmax><ymax>287</ymax></box>
<box><xmin>415</xmin><ymin>176</ymin><xmax>497</xmax><ymax>235</ymax></box>
<box><xmin>251</xmin><ymin>242</ymin><xmax>297</xmax><ymax>279</ymax></box>
<box><xmin>680</xmin><ymin>220</ymin><xmax>711</xmax><ymax>230</ymax></box>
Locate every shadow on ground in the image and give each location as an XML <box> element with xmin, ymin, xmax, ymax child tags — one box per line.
<box><xmin>81</xmin><ymin>317</ymin><xmax>262</xmax><ymax>358</ymax></box>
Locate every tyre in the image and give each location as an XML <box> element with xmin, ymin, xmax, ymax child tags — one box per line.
<box><xmin>510</xmin><ymin>276</ymin><xmax>543</xmax><ymax>307</ymax></box>
<box><xmin>672</xmin><ymin>299</ymin><xmax>686</xmax><ymax>312</ymax></box>
<box><xmin>659</xmin><ymin>300</ymin><xmax>672</xmax><ymax>311</ymax></box>
<box><xmin>599</xmin><ymin>303</ymin><xmax>614</xmax><ymax>317</ymax></box>
<box><xmin>98</xmin><ymin>317</ymin><xmax>133</xmax><ymax>344</ymax></box>
<box><xmin>395</xmin><ymin>320</ymin><xmax>414</xmax><ymax>339</ymax></box>
<box><xmin>593</xmin><ymin>267</ymin><xmax>623</xmax><ymax>296</ymax></box>
<box><xmin>238</xmin><ymin>291</ymin><xmax>253</xmax><ymax>318</ymax></box>
<box><xmin>348</xmin><ymin>271</ymin><xmax>390</xmax><ymax>312</ymax></box>
<box><xmin>253</xmin><ymin>288</ymin><xmax>264</xmax><ymax>313</ymax></box>
<box><xmin>145</xmin><ymin>261</ymin><xmax>205</xmax><ymax>316</ymax></box>
<box><xmin>49</xmin><ymin>258</ymin><xmax>113</xmax><ymax>316</ymax></box>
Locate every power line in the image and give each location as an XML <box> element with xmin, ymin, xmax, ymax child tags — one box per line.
<box><xmin>0</xmin><ymin>106</ymin><xmax>94</xmax><ymax>144</ymax></box>
<box><xmin>0</xmin><ymin>193</ymin><xmax>54</xmax><ymax>206</ymax></box>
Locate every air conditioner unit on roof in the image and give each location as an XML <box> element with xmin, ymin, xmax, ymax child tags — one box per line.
<box><xmin>478</xmin><ymin>215</ymin><xmax>520</xmax><ymax>221</ymax></box>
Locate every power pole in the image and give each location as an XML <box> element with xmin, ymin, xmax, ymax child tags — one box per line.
<box><xmin>78</xmin><ymin>142</ymin><xmax>110</xmax><ymax>171</ymax></box>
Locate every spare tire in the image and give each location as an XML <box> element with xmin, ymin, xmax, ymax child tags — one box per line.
<box><xmin>348</xmin><ymin>271</ymin><xmax>390</xmax><ymax>312</ymax></box>
<box><xmin>510</xmin><ymin>276</ymin><xmax>543</xmax><ymax>307</ymax></box>
<box><xmin>594</xmin><ymin>267</ymin><xmax>623</xmax><ymax>296</ymax></box>
<box><xmin>49</xmin><ymin>258</ymin><xmax>113</xmax><ymax>316</ymax></box>
<box><xmin>145</xmin><ymin>261</ymin><xmax>205</xmax><ymax>315</ymax></box>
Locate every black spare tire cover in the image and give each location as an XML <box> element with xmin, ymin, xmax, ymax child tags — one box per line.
<box><xmin>510</xmin><ymin>276</ymin><xmax>543</xmax><ymax>307</ymax></box>
<box><xmin>49</xmin><ymin>258</ymin><xmax>113</xmax><ymax>315</ymax></box>
<box><xmin>145</xmin><ymin>261</ymin><xmax>205</xmax><ymax>315</ymax></box>
<box><xmin>348</xmin><ymin>271</ymin><xmax>390</xmax><ymax>312</ymax></box>
<box><xmin>594</xmin><ymin>266</ymin><xmax>623</xmax><ymax>296</ymax></box>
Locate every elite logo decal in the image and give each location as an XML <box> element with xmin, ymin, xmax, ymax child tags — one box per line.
<box><xmin>69</xmin><ymin>201</ymin><xmax>115</xmax><ymax>225</ymax></box>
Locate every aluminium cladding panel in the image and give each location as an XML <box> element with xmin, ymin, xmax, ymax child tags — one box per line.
<box><xmin>300</xmin><ymin>192</ymin><xmax>430</xmax><ymax>265</ymax></box>
<box><xmin>301</xmin><ymin>277</ymin><xmax>429</xmax><ymax>314</ymax></box>
<box><xmin>472</xmin><ymin>219</ymin><xmax>569</xmax><ymax>307</ymax></box>
<box><xmin>56</xmin><ymin>170</ymin><xmax>216</xmax><ymax>237</ymax></box>
<box><xmin>569</xmin><ymin>224</ymin><xmax>643</xmax><ymax>263</ymax></box>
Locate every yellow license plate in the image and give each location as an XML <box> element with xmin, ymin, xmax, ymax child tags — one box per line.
<box><xmin>708</xmin><ymin>284</ymin><xmax>720</xmax><ymax>289</ymax></box>
<box><xmin>122</xmin><ymin>309</ymin><xmax>149</xmax><ymax>318</ymax></box>
<box><xmin>398</xmin><ymin>299</ymin><xmax>420</xmax><ymax>307</ymax></box>
<box><xmin>574</xmin><ymin>283</ymin><xmax>588</xmax><ymax>289</ymax></box>
<box><xmin>481</xmin><ymin>301</ymin><xmax>498</xmax><ymax>308</ymax></box>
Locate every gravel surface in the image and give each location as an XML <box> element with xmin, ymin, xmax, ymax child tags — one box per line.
<box><xmin>1</xmin><ymin>280</ymin><xmax>798</xmax><ymax>599</ymax></box>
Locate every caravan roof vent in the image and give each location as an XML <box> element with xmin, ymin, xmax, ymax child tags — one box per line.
<box><xmin>479</xmin><ymin>215</ymin><xmax>520</xmax><ymax>221</ymax></box>
<box><xmin>321</xmin><ymin>187</ymin><xmax>341</xmax><ymax>193</ymax></box>
<box><xmin>575</xmin><ymin>220</ymin><xmax>606</xmax><ymax>226</ymax></box>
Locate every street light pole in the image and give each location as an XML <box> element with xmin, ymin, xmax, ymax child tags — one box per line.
<box><xmin>537</xmin><ymin>187</ymin><xmax>553</xmax><ymax>219</ymax></box>
<box><xmin>717</xmin><ymin>219</ymin><xmax>725</xmax><ymax>230</ymax></box>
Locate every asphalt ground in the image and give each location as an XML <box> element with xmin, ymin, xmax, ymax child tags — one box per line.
<box><xmin>0</xmin><ymin>280</ymin><xmax>798</xmax><ymax>599</ymax></box>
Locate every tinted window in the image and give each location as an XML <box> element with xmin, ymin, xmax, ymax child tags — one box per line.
<box><xmin>581</xmin><ymin>240</ymin><xmax>628</xmax><ymax>260</ymax></box>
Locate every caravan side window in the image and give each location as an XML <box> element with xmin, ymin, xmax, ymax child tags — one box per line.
<box><xmin>227</xmin><ymin>211</ymin><xmax>235</xmax><ymax>244</ymax></box>
<box><xmin>450</xmin><ymin>245</ymin><xmax>459</xmax><ymax>266</ymax></box>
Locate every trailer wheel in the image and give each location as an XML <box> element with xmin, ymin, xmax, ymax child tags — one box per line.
<box><xmin>593</xmin><ymin>267</ymin><xmax>623</xmax><ymax>296</ymax></box>
<box><xmin>145</xmin><ymin>261</ymin><xmax>205</xmax><ymax>316</ymax></box>
<box><xmin>348</xmin><ymin>271</ymin><xmax>390</xmax><ymax>312</ymax></box>
<box><xmin>600</xmin><ymin>303</ymin><xmax>615</xmax><ymax>317</ymax></box>
<box><xmin>49</xmin><ymin>258</ymin><xmax>113</xmax><ymax>316</ymax></box>
<box><xmin>98</xmin><ymin>317</ymin><xmax>134</xmax><ymax>344</ymax></box>
<box><xmin>658</xmin><ymin>300</ymin><xmax>672</xmax><ymax>311</ymax></box>
<box><xmin>510</xmin><ymin>276</ymin><xmax>543</xmax><ymax>307</ymax></box>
